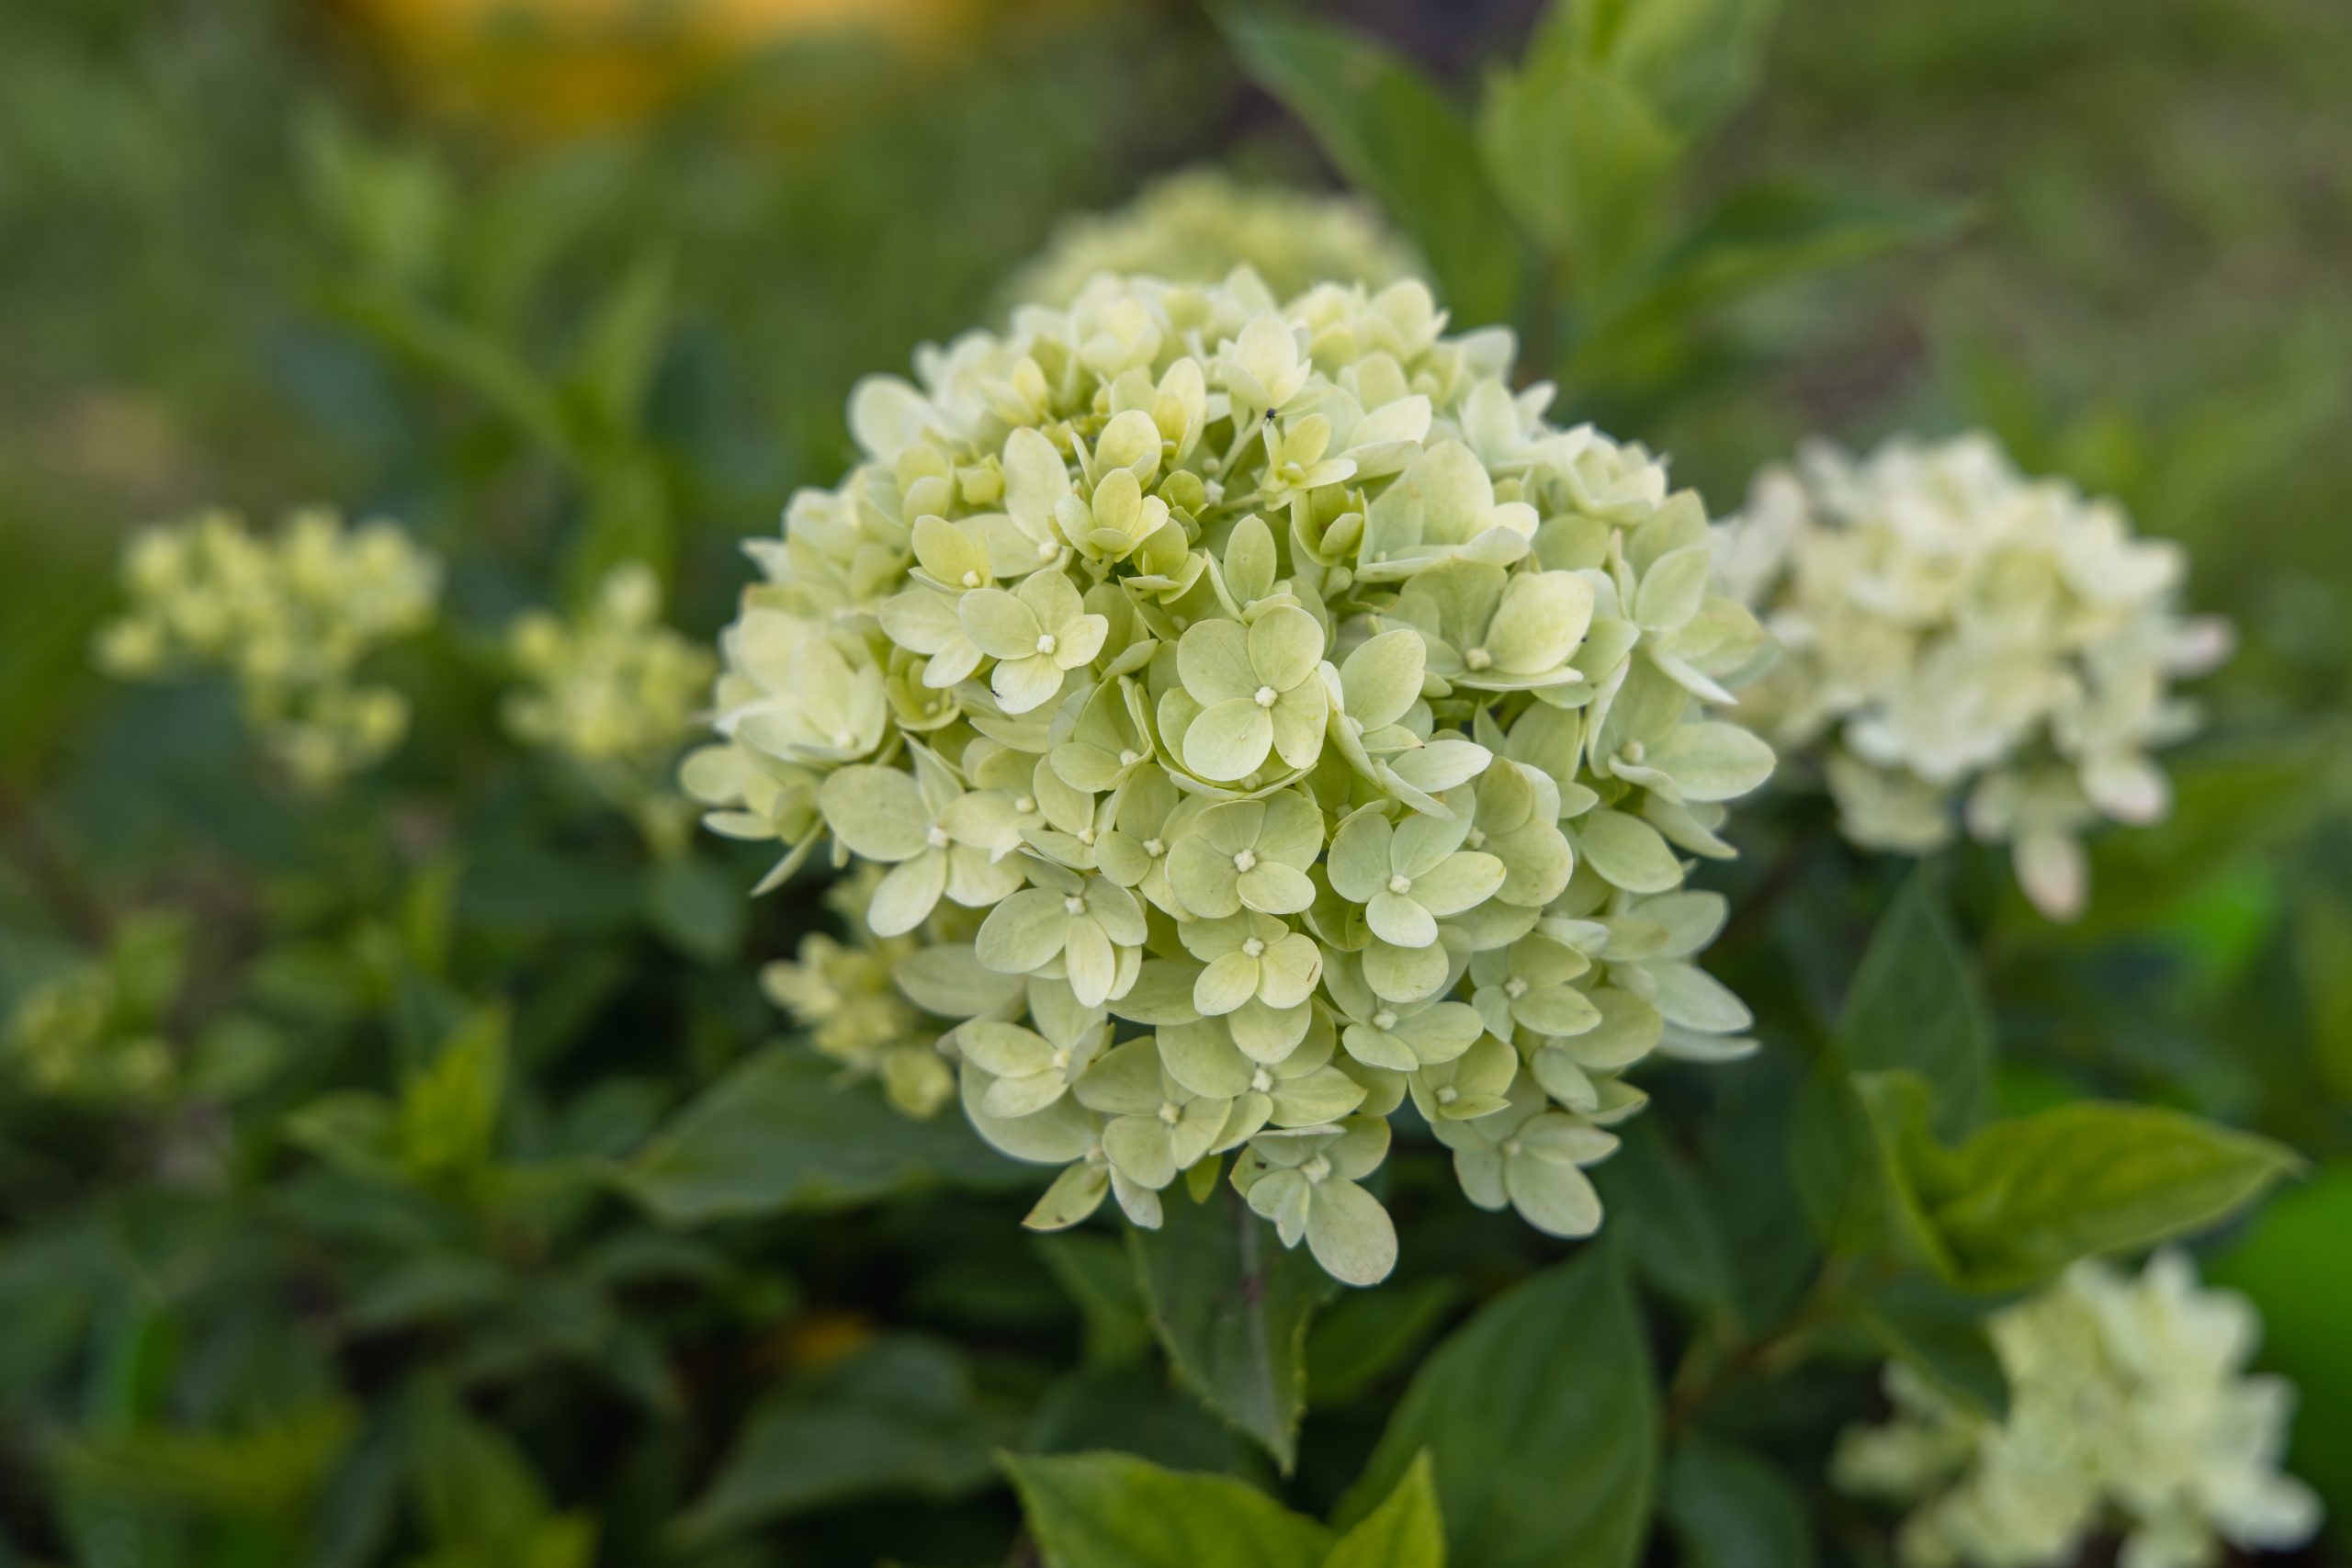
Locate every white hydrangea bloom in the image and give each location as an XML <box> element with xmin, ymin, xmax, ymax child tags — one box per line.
<box><xmin>692</xmin><ymin>268</ymin><xmax>1777</xmax><ymax>1284</ymax></box>
<box><xmin>1718</xmin><ymin>433</ymin><xmax>2229</xmax><ymax>919</ymax></box>
<box><xmin>1835</xmin><ymin>1253</ymin><xmax>2322</xmax><ymax>1568</ymax></box>
<box><xmin>96</xmin><ymin>507</ymin><xmax>441</xmax><ymax>789</ymax></box>
<box><xmin>1002</xmin><ymin>168</ymin><xmax>1424</xmax><ymax>310</ymax></box>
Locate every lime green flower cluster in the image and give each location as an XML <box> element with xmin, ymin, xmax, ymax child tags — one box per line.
<box><xmin>1002</xmin><ymin>168</ymin><xmax>1424</xmax><ymax>310</ymax></box>
<box><xmin>1718</xmin><ymin>434</ymin><xmax>2229</xmax><ymax>919</ymax></box>
<box><xmin>504</xmin><ymin>563</ymin><xmax>716</xmax><ymax>852</ymax></box>
<box><xmin>1835</xmin><ymin>1253</ymin><xmax>2321</xmax><ymax>1568</ymax></box>
<box><xmin>688</xmin><ymin>269</ymin><xmax>1775</xmax><ymax>1284</ymax></box>
<box><xmin>761</xmin><ymin>867</ymin><xmax>955</xmax><ymax>1118</ymax></box>
<box><xmin>4</xmin><ymin>914</ymin><xmax>187</xmax><ymax>1104</ymax></box>
<box><xmin>96</xmin><ymin>507</ymin><xmax>442</xmax><ymax>789</ymax></box>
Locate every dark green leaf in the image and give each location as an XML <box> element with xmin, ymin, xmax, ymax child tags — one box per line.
<box><xmin>1477</xmin><ymin>54</ymin><xmax>1679</xmax><ymax>291</ymax></box>
<box><xmin>673</xmin><ymin>1337</ymin><xmax>997</xmax><ymax>1545</ymax></box>
<box><xmin>1004</xmin><ymin>1450</ymin><xmax>1333</xmax><ymax>1568</ymax></box>
<box><xmin>1792</xmin><ymin>867</ymin><xmax>1991</xmax><ymax>1252</ymax></box>
<box><xmin>1035</xmin><ymin>1233</ymin><xmax>1152</xmax><ymax>1367</ymax></box>
<box><xmin>623</xmin><ymin>1048</ymin><xmax>1031</xmax><ymax>1224</ymax></box>
<box><xmin>1853</xmin><ymin>1278</ymin><xmax>2008</xmax><ymax>1422</ymax></box>
<box><xmin>1662</xmin><ymin>1434</ymin><xmax>1812</xmax><ymax>1568</ymax></box>
<box><xmin>643</xmin><ymin>852</ymin><xmax>744</xmax><ymax>965</ymax></box>
<box><xmin>1595</xmin><ymin>1118</ymin><xmax>1737</xmax><ymax>1325</ymax></box>
<box><xmin>1337</xmin><ymin>1248</ymin><xmax>1656</xmax><ymax>1568</ymax></box>
<box><xmin>1327</xmin><ymin>1450</ymin><xmax>1445</xmax><ymax>1568</ymax></box>
<box><xmin>1128</xmin><ymin>1184</ymin><xmax>1336</xmax><ymax>1472</ymax></box>
<box><xmin>1221</xmin><ymin>10</ymin><xmax>1521</xmax><ymax>325</ymax></box>
<box><xmin>406</xmin><ymin>1380</ymin><xmax>553</xmax><ymax>1547</ymax></box>
<box><xmin>1305</xmin><ymin>1277</ymin><xmax>1463</xmax><ymax>1404</ymax></box>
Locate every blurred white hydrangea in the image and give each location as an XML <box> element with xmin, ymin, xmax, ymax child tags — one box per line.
<box><xmin>1716</xmin><ymin>433</ymin><xmax>2230</xmax><ymax>919</ymax></box>
<box><xmin>504</xmin><ymin>562</ymin><xmax>715</xmax><ymax>852</ymax></box>
<box><xmin>96</xmin><ymin>507</ymin><xmax>441</xmax><ymax>789</ymax></box>
<box><xmin>1001</xmin><ymin>167</ymin><xmax>1424</xmax><ymax>310</ymax></box>
<box><xmin>1835</xmin><ymin>1252</ymin><xmax>2321</xmax><ymax>1568</ymax></box>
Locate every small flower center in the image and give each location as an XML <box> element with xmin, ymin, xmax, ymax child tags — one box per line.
<box><xmin>1505</xmin><ymin>976</ymin><xmax>1530</xmax><ymax>999</ymax></box>
<box><xmin>926</xmin><ymin>825</ymin><xmax>952</xmax><ymax>849</ymax></box>
<box><xmin>1302</xmin><ymin>1155</ymin><xmax>1332</xmax><ymax>1183</ymax></box>
<box><xmin>1253</xmin><ymin>684</ymin><xmax>1278</xmax><ymax>707</ymax></box>
<box><xmin>1436</xmin><ymin>1085</ymin><xmax>1459</xmax><ymax>1105</ymax></box>
<box><xmin>1500</xmin><ymin>1137</ymin><xmax>1523</xmax><ymax>1157</ymax></box>
<box><xmin>1464</xmin><ymin>646</ymin><xmax>1494</xmax><ymax>671</ymax></box>
<box><xmin>1465</xmin><ymin>828</ymin><xmax>1487</xmax><ymax>849</ymax></box>
<box><xmin>1035</xmin><ymin>632</ymin><xmax>1057</xmax><ymax>656</ymax></box>
<box><xmin>1232</xmin><ymin>848</ymin><xmax>1259</xmax><ymax>873</ymax></box>
<box><xmin>1142</xmin><ymin>837</ymin><xmax>1167</xmax><ymax>858</ymax></box>
<box><xmin>1035</xmin><ymin>538</ymin><xmax>1058</xmax><ymax>560</ymax></box>
<box><xmin>1157</xmin><ymin>1100</ymin><xmax>1183</xmax><ymax>1126</ymax></box>
<box><xmin>1062</xmin><ymin>895</ymin><xmax>1086</xmax><ymax>916</ymax></box>
<box><xmin>960</xmin><ymin>570</ymin><xmax>981</xmax><ymax>588</ymax></box>
<box><xmin>1118</xmin><ymin>749</ymin><xmax>1141</xmax><ymax>766</ymax></box>
<box><xmin>1051</xmin><ymin>1046</ymin><xmax>1072</xmax><ymax>1072</ymax></box>
<box><xmin>1621</xmin><ymin>739</ymin><xmax>1646</xmax><ymax>764</ymax></box>
<box><xmin>1386</xmin><ymin>874</ymin><xmax>1412</xmax><ymax>895</ymax></box>
<box><xmin>1242</xmin><ymin>937</ymin><xmax>1267</xmax><ymax>959</ymax></box>
<box><xmin>1077</xmin><ymin>827</ymin><xmax>1096</xmax><ymax>846</ymax></box>
<box><xmin>1250</xmin><ymin>1068</ymin><xmax>1272</xmax><ymax>1093</ymax></box>
<box><xmin>1014</xmin><ymin>795</ymin><xmax>1037</xmax><ymax>814</ymax></box>
<box><xmin>833</xmin><ymin>729</ymin><xmax>856</xmax><ymax>749</ymax></box>
<box><xmin>1372</xmin><ymin>1010</ymin><xmax>1397</xmax><ymax>1031</ymax></box>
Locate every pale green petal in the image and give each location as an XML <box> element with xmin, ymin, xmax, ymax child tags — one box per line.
<box><xmin>1634</xmin><ymin>546</ymin><xmax>1711</xmax><ymax>631</ymax></box>
<box><xmin>1505</xmin><ymin>1153</ymin><xmax>1603</xmax><ymax>1237</ymax></box>
<box><xmin>1327</xmin><ymin>811</ymin><xmax>1396</xmax><ymax>903</ymax></box>
<box><xmin>1366</xmin><ymin>891</ymin><xmax>1439</xmax><ymax>949</ymax></box>
<box><xmin>1023</xmin><ymin>1162</ymin><xmax>1108</xmax><ymax>1232</ymax></box>
<box><xmin>1484</xmin><ymin>570</ymin><xmax>1594</xmax><ymax>674</ymax></box>
<box><xmin>1340</xmin><ymin>628</ymin><xmax>1426</xmax><ymax>728</ymax></box>
<box><xmin>1063</xmin><ymin>919</ymin><xmax>1118</xmax><ymax>1008</ymax></box>
<box><xmin>1248</xmin><ymin>604</ymin><xmax>1325</xmax><ymax>692</ymax></box>
<box><xmin>1112</xmin><ymin>960</ymin><xmax>1204</xmax><ymax>1025</ymax></box>
<box><xmin>1643</xmin><ymin>961</ymin><xmax>1753</xmax><ymax>1033</ymax></box>
<box><xmin>959</xmin><ymin>587</ymin><xmax>1043</xmax><ymax>660</ymax></box>
<box><xmin>1406</xmin><ymin>851</ymin><xmax>1505</xmax><ymax>917</ymax></box>
<box><xmin>1268</xmin><ymin>682</ymin><xmax>1328</xmax><ymax>770</ymax></box>
<box><xmin>1194</xmin><ymin>952</ymin><xmax>1261</xmax><ymax>1016</ymax></box>
<box><xmin>1395</xmin><ymin>1001</ymin><xmax>1483</xmax><ymax>1063</ymax></box>
<box><xmin>867</xmin><ymin>850</ymin><xmax>948</xmax><ymax>935</ymax></box>
<box><xmin>1177</xmin><ymin>617</ymin><xmax>1258</xmax><ymax>706</ymax></box>
<box><xmin>1236</xmin><ymin>862</ymin><xmax>1315</xmax><ymax>916</ymax></box>
<box><xmin>1053</xmin><ymin>613</ymin><xmax>1111</xmax><ymax>670</ymax></box>
<box><xmin>1102</xmin><ymin>1117</ymin><xmax>1179</xmax><ymax>1190</ymax></box>
<box><xmin>1247</xmin><ymin>1168</ymin><xmax>1312</xmax><ymax>1247</ymax></box>
<box><xmin>1183</xmin><ymin>698</ymin><xmax>1274</xmax><ymax>782</ymax></box>
<box><xmin>1577</xmin><ymin>809</ymin><xmax>1684</xmax><ymax>894</ymax></box>
<box><xmin>1270</xmin><ymin>1066</ymin><xmax>1366</xmax><ymax>1127</ymax></box>
<box><xmin>1003</xmin><ymin>425</ymin><xmax>1073</xmax><ymax>533</ymax></box>
<box><xmin>818</xmin><ymin>765</ymin><xmax>929</xmax><ymax>862</ymax></box>
<box><xmin>1229</xmin><ymin>998</ymin><xmax>1311</xmax><ymax>1063</ymax></box>
<box><xmin>898</xmin><ymin>944</ymin><xmax>1025</xmax><ymax>1017</ymax></box>
<box><xmin>1157</xmin><ymin>1019</ymin><xmax>1253</xmax><ymax>1099</ymax></box>
<box><xmin>1517</xmin><ymin>983</ymin><xmax>1602</xmax><ymax>1039</ymax></box>
<box><xmin>984</xmin><ymin>1070</ymin><xmax>1071</xmax><ymax>1120</ymax></box>
<box><xmin>958</xmin><ymin>1020</ymin><xmax>1056</xmax><ymax>1077</ymax></box>
<box><xmin>1362</xmin><ymin>938</ymin><xmax>1450</xmax><ymax>1003</ymax></box>
<box><xmin>1306</xmin><ymin>1180</ymin><xmax>1397</xmax><ymax>1286</ymax></box>
<box><xmin>991</xmin><ymin>653</ymin><xmax>1068</xmax><ymax>716</ymax></box>
<box><xmin>1257</xmin><ymin>932</ymin><xmax>1323</xmax><ymax>1009</ymax></box>
<box><xmin>1645</xmin><ymin>721</ymin><xmax>1776</xmax><ymax>802</ymax></box>
<box><xmin>1073</xmin><ymin>1039</ymin><xmax>1170</xmax><ymax>1117</ymax></box>
<box><xmin>975</xmin><ymin>888</ymin><xmax>1070</xmax><ymax>975</ymax></box>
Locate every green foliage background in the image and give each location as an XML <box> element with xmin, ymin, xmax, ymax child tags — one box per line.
<box><xmin>2</xmin><ymin>0</ymin><xmax>2349</xmax><ymax>1563</ymax></box>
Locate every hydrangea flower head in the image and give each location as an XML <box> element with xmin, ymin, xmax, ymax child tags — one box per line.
<box><xmin>1002</xmin><ymin>168</ymin><xmax>1425</xmax><ymax>310</ymax></box>
<box><xmin>96</xmin><ymin>506</ymin><xmax>441</xmax><ymax>789</ymax></box>
<box><xmin>1718</xmin><ymin>434</ymin><xmax>2229</xmax><ymax>919</ymax></box>
<box><xmin>693</xmin><ymin>268</ymin><xmax>1776</xmax><ymax>1284</ymax></box>
<box><xmin>504</xmin><ymin>563</ymin><xmax>716</xmax><ymax>851</ymax></box>
<box><xmin>1835</xmin><ymin>1252</ymin><xmax>2321</xmax><ymax>1568</ymax></box>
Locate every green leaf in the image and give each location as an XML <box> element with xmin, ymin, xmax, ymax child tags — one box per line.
<box><xmin>673</xmin><ymin>1337</ymin><xmax>997</xmax><ymax>1545</ymax></box>
<box><xmin>571</xmin><ymin>245</ymin><xmax>672</xmax><ymax>436</ymax></box>
<box><xmin>1594</xmin><ymin>1119</ymin><xmax>1736</xmax><ymax>1325</ymax></box>
<box><xmin>1892</xmin><ymin>1089</ymin><xmax>2302</xmax><ymax>1291</ymax></box>
<box><xmin>1305</xmin><ymin>1278</ymin><xmax>1463</xmax><ymax>1404</ymax></box>
<box><xmin>1661</xmin><ymin>1434</ymin><xmax>1812</xmax><ymax>1568</ymax></box>
<box><xmin>642</xmin><ymin>852</ymin><xmax>744</xmax><ymax>964</ymax></box>
<box><xmin>57</xmin><ymin>1403</ymin><xmax>357</xmax><ymax>1522</ymax></box>
<box><xmin>1589</xmin><ymin>182</ymin><xmax>1962</xmax><ymax>348</ymax></box>
<box><xmin>1221</xmin><ymin>10</ymin><xmax>1521</xmax><ymax>326</ymax></box>
<box><xmin>1792</xmin><ymin>867</ymin><xmax>1991</xmax><ymax>1252</ymax></box>
<box><xmin>407</xmin><ymin>1380</ymin><xmax>553</xmax><ymax>1548</ymax></box>
<box><xmin>1326</xmin><ymin>1450</ymin><xmax>1445</xmax><ymax>1568</ymax></box>
<box><xmin>1035</xmin><ymin>1234</ymin><xmax>1153</xmax><ymax>1367</ymax></box>
<box><xmin>1003</xmin><ymin>1450</ymin><xmax>1334</xmax><ymax>1568</ymax></box>
<box><xmin>623</xmin><ymin>1048</ymin><xmax>1033</xmax><ymax>1224</ymax></box>
<box><xmin>396</xmin><ymin>1005</ymin><xmax>509</xmax><ymax>1184</ymax></box>
<box><xmin>2207</xmin><ymin>1164</ymin><xmax>2352</xmax><ymax>1527</ymax></box>
<box><xmin>1337</xmin><ymin>1248</ymin><xmax>1657</xmax><ymax>1568</ymax></box>
<box><xmin>1128</xmin><ymin>1185</ymin><xmax>1336</xmax><ymax>1472</ymax></box>
<box><xmin>1477</xmin><ymin>54</ymin><xmax>1679</xmax><ymax>292</ymax></box>
<box><xmin>1852</xmin><ymin>1278</ymin><xmax>2009</xmax><ymax>1423</ymax></box>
